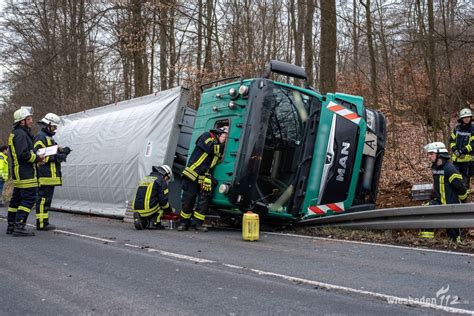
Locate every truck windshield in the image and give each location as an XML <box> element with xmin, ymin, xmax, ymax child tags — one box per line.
<box><xmin>256</xmin><ymin>85</ymin><xmax>312</xmax><ymax>208</ymax></box>
<box><xmin>229</xmin><ymin>80</ymin><xmax>319</xmax><ymax>212</ymax></box>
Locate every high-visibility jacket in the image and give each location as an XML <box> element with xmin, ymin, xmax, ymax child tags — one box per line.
<box><xmin>8</xmin><ymin>125</ymin><xmax>40</xmax><ymax>188</ymax></box>
<box><xmin>431</xmin><ymin>160</ymin><xmax>468</xmax><ymax>204</ymax></box>
<box><xmin>132</xmin><ymin>172</ymin><xmax>171</xmax><ymax>217</ymax></box>
<box><xmin>0</xmin><ymin>152</ymin><xmax>8</xmax><ymax>181</ymax></box>
<box><xmin>34</xmin><ymin>128</ymin><xmax>66</xmax><ymax>186</ymax></box>
<box><xmin>182</xmin><ymin>131</ymin><xmax>224</xmax><ymax>182</ymax></box>
<box><xmin>449</xmin><ymin>122</ymin><xmax>474</xmax><ymax>163</ymax></box>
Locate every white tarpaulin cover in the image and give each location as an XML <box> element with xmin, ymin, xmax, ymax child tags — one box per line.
<box><xmin>52</xmin><ymin>86</ymin><xmax>188</xmax><ymax>217</ymax></box>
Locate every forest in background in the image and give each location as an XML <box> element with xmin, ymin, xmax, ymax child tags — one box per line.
<box><xmin>0</xmin><ymin>0</ymin><xmax>472</xmax><ymax>195</ymax></box>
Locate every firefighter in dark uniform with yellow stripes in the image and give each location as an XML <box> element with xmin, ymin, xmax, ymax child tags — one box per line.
<box><xmin>178</xmin><ymin>126</ymin><xmax>228</xmax><ymax>232</ymax></box>
<box><xmin>423</xmin><ymin>142</ymin><xmax>469</xmax><ymax>242</ymax></box>
<box><xmin>34</xmin><ymin>113</ymin><xmax>71</xmax><ymax>231</ymax></box>
<box><xmin>132</xmin><ymin>165</ymin><xmax>174</xmax><ymax>230</ymax></box>
<box><xmin>449</xmin><ymin>108</ymin><xmax>473</xmax><ymax>189</ymax></box>
<box><xmin>7</xmin><ymin>107</ymin><xmax>45</xmax><ymax>236</ymax></box>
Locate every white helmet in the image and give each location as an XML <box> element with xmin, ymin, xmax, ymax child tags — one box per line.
<box><xmin>40</xmin><ymin>113</ymin><xmax>61</xmax><ymax>127</ymax></box>
<box><xmin>424</xmin><ymin>142</ymin><xmax>449</xmax><ymax>158</ymax></box>
<box><xmin>13</xmin><ymin>107</ymin><xmax>33</xmax><ymax>124</ymax></box>
<box><xmin>458</xmin><ymin>108</ymin><xmax>472</xmax><ymax>121</ymax></box>
<box><xmin>154</xmin><ymin>164</ymin><xmax>174</xmax><ymax>182</ymax></box>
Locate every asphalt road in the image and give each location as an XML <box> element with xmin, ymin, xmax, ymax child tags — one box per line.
<box><xmin>1</xmin><ymin>208</ymin><xmax>473</xmax><ymax>315</ymax></box>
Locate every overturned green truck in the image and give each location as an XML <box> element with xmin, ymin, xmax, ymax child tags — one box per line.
<box><xmin>52</xmin><ymin>61</ymin><xmax>386</xmax><ymax>224</ymax></box>
<box><xmin>182</xmin><ymin>61</ymin><xmax>386</xmax><ymax>224</ymax></box>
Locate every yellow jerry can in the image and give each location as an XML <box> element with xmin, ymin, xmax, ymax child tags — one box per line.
<box><xmin>242</xmin><ymin>211</ymin><xmax>259</xmax><ymax>241</ymax></box>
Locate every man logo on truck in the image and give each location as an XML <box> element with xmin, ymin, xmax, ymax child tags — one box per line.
<box><xmin>336</xmin><ymin>142</ymin><xmax>351</xmax><ymax>182</ymax></box>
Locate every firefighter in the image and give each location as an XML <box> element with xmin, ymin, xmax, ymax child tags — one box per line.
<box><xmin>449</xmin><ymin>108</ymin><xmax>473</xmax><ymax>189</ymax></box>
<box><xmin>178</xmin><ymin>126</ymin><xmax>228</xmax><ymax>232</ymax></box>
<box><xmin>0</xmin><ymin>145</ymin><xmax>9</xmax><ymax>207</ymax></box>
<box><xmin>34</xmin><ymin>113</ymin><xmax>71</xmax><ymax>231</ymax></box>
<box><xmin>132</xmin><ymin>165</ymin><xmax>174</xmax><ymax>230</ymax></box>
<box><xmin>7</xmin><ymin>107</ymin><xmax>45</xmax><ymax>236</ymax></box>
<box><xmin>422</xmin><ymin>142</ymin><xmax>469</xmax><ymax>242</ymax></box>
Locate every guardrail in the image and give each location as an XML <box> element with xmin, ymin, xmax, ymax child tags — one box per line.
<box><xmin>297</xmin><ymin>203</ymin><xmax>474</xmax><ymax>229</ymax></box>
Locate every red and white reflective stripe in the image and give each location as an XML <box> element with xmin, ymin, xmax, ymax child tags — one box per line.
<box><xmin>327</xmin><ymin>101</ymin><xmax>361</xmax><ymax>125</ymax></box>
<box><xmin>307</xmin><ymin>202</ymin><xmax>344</xmax><ymax>215</ymax></box>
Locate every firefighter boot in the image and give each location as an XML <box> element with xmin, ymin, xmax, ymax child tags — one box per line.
<box><xmin>148</xmin><ymin>213</ymin><xmax>164</xmax><ymax>230</ymax></box>
<box><xmin>12</xmin><ymin>224</ymin><xmax>35</xmax><ymax>236</ymax></box>
<box><xmin>133</xmin><ymin>212</ymin><xmax>145</xmax><ymax>230</ymax></box>
<box><xmin>39</xmin><ymin>222</ymin><xmax>57</xmax><ymax>231</ymax></box>
<box><xmin>191</xmin><ymin>218</ymin><xmax>208</xmax><ymax>232</ymax></box>
<box><xmin>177</xmin><ymin>219</ymin><xmax>190</xmax><ymax>231</ymax></box>
<box><xmin>12</xmin><ymin>210</ymin><xmax>35</xmax><ymax>236</ymax></box>
<box><xmin>6</xmin><ymin>212</ymin><xmax>16</xmax><ymax>235</ymax></box>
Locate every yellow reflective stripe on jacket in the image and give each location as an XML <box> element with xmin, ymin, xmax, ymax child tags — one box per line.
<box><xmin>448</xmin><ymin>173</ymin><xmax>463</xmax><ymax>183</ymax></box>
<box><xmin>35</xmin><ymin>140</ymin><xmax>50</xmax><ymax>163</ymax></box>
<box><xmin>12</xmin><ymin>178</ymin><xmax>38</xmax><ymax>188</ymax></box>
<box><xmin>183</xmin><ymin>168</ymin><xmax>198</xmax><ymax>181</ymax></box>
<box><xmin>163</xmin><ymin>188</ymin><xmax>169</xmax><ymax>195</ymax></box>
<box><xmin>38</xmin><ymin>177</ymin><xmax>61</xmax><ymax>186</ymax></box>
<box><xmin>210</xmin><ymin>144</ymin><xmax>221</xmax><ymax>168</ymax></box>
<box><xmin>458</xmin><ymin>190</ymin><xmax>468</xmax><ymax>201</ymax></box>
<box><xmin>27</xmin><ymin>152</ymin><xmax>37</xmax><ymax>163</ymax></box>
<box><xmin>46</xmin><ymin>137</ymin><xmax>53</xmax><ymax>166</ymax></box>
<box><xmin>144</xmin><ymin>183</ymin><xmax>153</xmax><ymax>211</ymax></box>
<box><xmin>34</xmin><ymin>140</ymin><xmax>46</xmax><ymax>148</ymax></box>
<box><xmin>134</xmin><ymin>204</ymin><xmax>160</xmax><ymax>218</ymax></box>
<box><xmin>439</xmin><ymin>176</ymin><xmax>446</xmax><ymax>204</ymax></box>
<box><xmin>189</xmin><ymin>152</ymin><xmax>208</xmax><ymax>171</ymax></box>
<box><xmin>204</xmin><ymin>137</ymin><xmax>213</xmax><ymax>144</ymax></box>
<box><xmin>9</xmin><ymin>133</ymin><xmax>20</xmax><ymax>181</ymax></box>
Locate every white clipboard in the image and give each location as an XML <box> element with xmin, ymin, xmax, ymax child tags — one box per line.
<box><xmin>37</xmin><ymin>145</ymin><xmax>58</xmax><ymax>156</ymax></box>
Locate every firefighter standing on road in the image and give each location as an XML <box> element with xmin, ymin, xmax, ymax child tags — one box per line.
<box><xmin>178</xmin><ymin>126</ymin><xmax>228</xmax><ymax>232</ymax></box>
<box><xmin>34</xmin><ymin>113</ymin><xmax>71</xmax><ymax>231</ymax></box>
<box><xmin>423</xmin><ymin>142</ymin><xmax>469</xmax><ymax>242</ymax></box>
<box><xmin>449</xmin><ymin>108</ymin><xmax>473</xmax><ymax>189</ymax></box>
<box><xmin>0</xmin><ymin>145</ymin><xmax>9</xmax><ymax>207</ymax></box>
<box><xmin>7</xmin><ymin>107</ymin><xmax>45</xmax><ymax>236</ymax></box>
<box><xmin>132</xmin><ymin>165</ymin><xmax>174</xmax><ymax>230</ymax></box>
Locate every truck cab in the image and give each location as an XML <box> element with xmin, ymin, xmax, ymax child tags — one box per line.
<box><xmin>188</xmin><ymin>61</ymin><xmax>386</xmax><ymax>223</ymax></box>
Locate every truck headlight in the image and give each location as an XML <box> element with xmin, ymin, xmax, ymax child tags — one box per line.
<box><xmin>238</xmin><ymin>85</ymin><xmax>249</xmax><ymax>96</ymax></box>
<box><xmin>219</xmin><ymin>184</ymin><xmax>230</xmax><ymax>194</ymax></box>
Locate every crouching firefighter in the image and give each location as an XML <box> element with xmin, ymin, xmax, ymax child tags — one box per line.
<box><xmin>132</xmin><ymin>165</ymin><xmax>174</xmax><ymax>230</ymax></box>
<box><xmin>422</xmin><ymin>142</ymin><xmax>469</xmax><ymax>242</ymax></box>
<box><xmin>178</xmin><ymin>126</ymin><xmax>228</xmax><ymax>232</ymax></box>
<box><xmin>7</xmin><ymin>107</ymin><xmax>45</xmax><ymax>236</ymax></box>
<box><xmin>34</xmin><ymin>113</ymin><xmax>71</xmax><ymax>231</ymax></box>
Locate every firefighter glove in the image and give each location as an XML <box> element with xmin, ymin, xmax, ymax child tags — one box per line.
<box><xmin>61</xmin><ymin>146</ymin><xmax>72</xmax><ymax>155</ymax></box>
<box><xmin>201</xmin><ymin>177</ymin><xmax>212</xmax><ymax>192</ymax></box>
<box><xmin>56</xmin><ymin>153</ymin><xmax>67</xmax><ymax>163</ymax></box>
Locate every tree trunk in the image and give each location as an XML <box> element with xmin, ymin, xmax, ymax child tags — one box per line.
<box><xmin>319</xmin><ymin>0</ymin><xmax>337</xmax><ymax>94</ymax></box>
<box><xmin>361</xmin><ymin>0</ymin><xmax>378</xmax><ymax>108</ymax></box>
<box><xmin>159</xmin><ymin>4</ymin><xmax>168</xmax><ymax>91</ymax></box>
<box><xmin>203</xmin><ymin>0</ymin><xmax>214</xmax><ymax>74</ymax></box>
<box><xmin>304</xmin><ymin>0</ymin><xmax>316</xmax><ymax>86</ymax></box>
<box><xmin>294</xmin><ymin>0</ymin><xmax>305</xmax><ymax>67</ymax></box>
<box><xmin>131</xmin><ymin>0</ymin><xmax>149</xmax><ymax>97</ymax></box>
